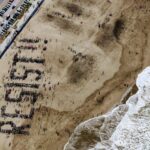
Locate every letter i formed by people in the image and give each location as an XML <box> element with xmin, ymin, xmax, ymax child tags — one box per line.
<box><xmin>0</xmin><ymin>121</ymin><xmax>31</xmax><ymax>135</ymax></box>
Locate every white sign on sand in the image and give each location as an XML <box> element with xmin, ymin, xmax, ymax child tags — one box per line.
<box><xmin>0</xmin><ymin>0</ymin><xmax>44</xmax><ymax>58</ymax></box>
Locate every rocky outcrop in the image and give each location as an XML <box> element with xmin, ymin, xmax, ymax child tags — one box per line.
<box><xmin>64</xmin><ymin>67</ymin><xmax>150</xmax><ymax>150</ymax></box>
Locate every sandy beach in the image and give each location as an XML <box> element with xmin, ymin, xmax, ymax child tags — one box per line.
<box><xmin>0</xmin><ymin>0</ymin><xmax>149</xmax><ymax>150</ymax></box>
